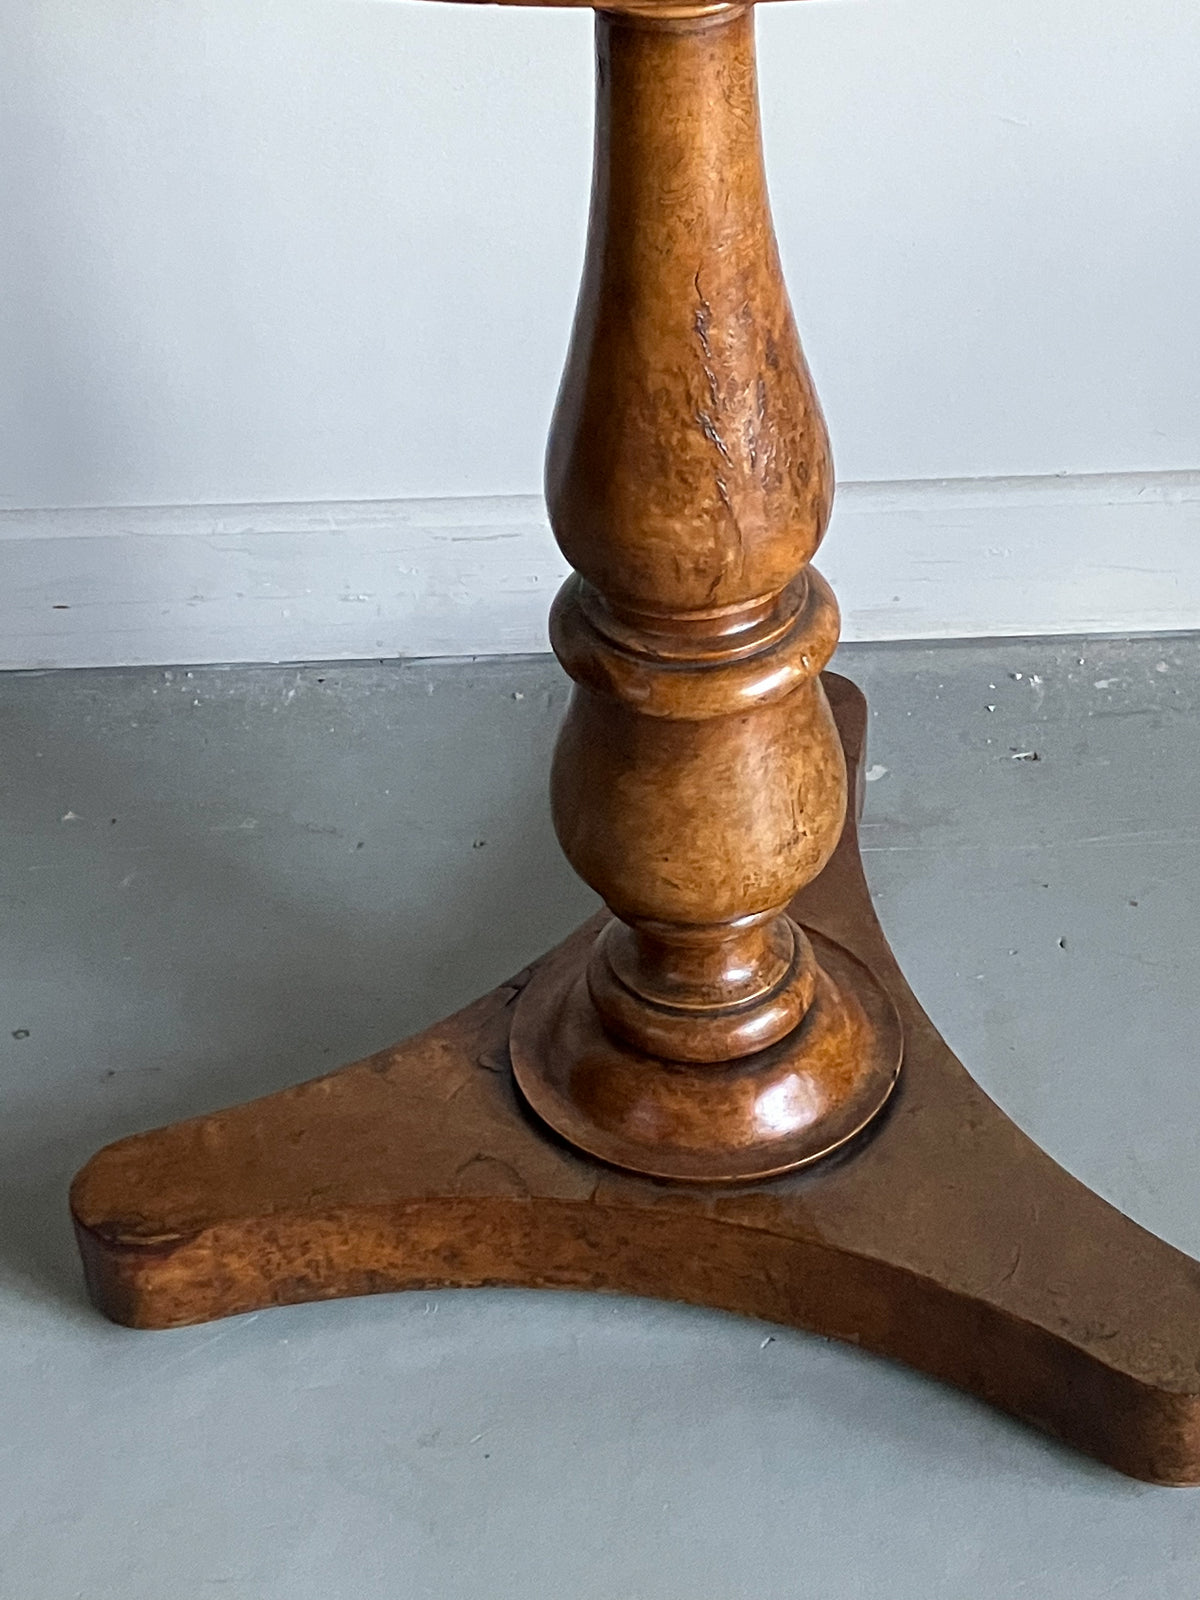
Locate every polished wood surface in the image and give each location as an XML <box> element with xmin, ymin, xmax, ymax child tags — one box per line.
<box><xmin>71</xmin><ymin>678</ymin><xmax>1200</xmax><ymax>1485</ymax></box>
<box><xmin>67</xmin><ymin>0</ymin><xmax>1200</xmax><ymax>1483</ymax></box>
<box><xmin>510</xmin><ymin>6</ymin><xmax>899</xmax><ymax>1179</ymax></box>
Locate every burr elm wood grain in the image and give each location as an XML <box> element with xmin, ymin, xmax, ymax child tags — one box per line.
<box><xmin>510</xmin><ymin>7</ymin><xmax>899</xmax><ymax>1177</ymax></box>
<box><xmin>70</xmin><ymin>678</ymin><xmax>1200</xmax><ymax>1484</ymax></box>
<box><xmin>68</xmin><ymin>0</ymin><xmax>1200</xmax><ymax>1482</ymax></box>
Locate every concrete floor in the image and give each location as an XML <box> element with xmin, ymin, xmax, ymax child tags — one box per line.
<box><xmin>2</xmin><ymin>635</ymin><xmax>1200</xmax><ymax>1597</ymax></box>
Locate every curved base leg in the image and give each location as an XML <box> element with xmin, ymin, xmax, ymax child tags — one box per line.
<box><xmin>69</xmin><ymin>674</ymin><xmax>1200</xmax><ymax>1485</ymax></box>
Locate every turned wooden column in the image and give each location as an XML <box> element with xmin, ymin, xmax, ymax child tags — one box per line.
<box><xmin>510</xmin><ymin>5</ymin><xmax>901</xmax><ymax>1179</ymax></box>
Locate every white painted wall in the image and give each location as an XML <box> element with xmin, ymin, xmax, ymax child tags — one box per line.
<box><xmin>1</xmin><ymin>0</ymin><xmax>1198</xmax><ymax>663</ymax></box>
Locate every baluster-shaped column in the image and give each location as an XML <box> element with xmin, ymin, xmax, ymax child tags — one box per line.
<box><xmin>511</xmin><ymin>4</ymin><xmax>900</xmax><ymax>1180</ymax></box>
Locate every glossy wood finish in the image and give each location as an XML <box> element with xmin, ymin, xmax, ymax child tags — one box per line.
<box><xmin>510</xmin><ymin>7</ymin><xmax>898</xmax><ymax>1177</ymax></box>
<box><xmin>512</xmin><ymin>926</ymin><xmax>901</xmax><ymax>1181</ymax></box>
<box><xmin>70</xmin><ymin>678</ymin><xmax>1200</xmax><ymax>1485</ymax></box>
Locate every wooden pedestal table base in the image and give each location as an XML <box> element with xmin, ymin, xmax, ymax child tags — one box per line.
<box><xmin>69</xmin><ymin>0</ymin><xmax>1200</xmax><ymax>1485</ymax></box>
<box><xmin>71</xmin><ymin>677</ymin><xmax>1200</xmax><ymax>1485</ymax></box>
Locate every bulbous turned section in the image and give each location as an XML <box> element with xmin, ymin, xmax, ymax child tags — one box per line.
<box><xmin>548</xmin><ymin>567</ymin><xmax>845</xmax><ymax>1063</ymax></box>
<box><xmin>510</xmin><ymin>5</ymin><xmax>901</xmax><ymax>1180</ymax></box>
<box><xmin>545</xmin><ymin>6</ymin><xmax>833</xmax><ymax>619</ymax></box>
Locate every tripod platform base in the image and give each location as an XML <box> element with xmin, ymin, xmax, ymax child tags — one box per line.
<box><xmin>69</xmin><ymin>675</ymin><xmax>1200</xmax><ymax>1485</ymax></box>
